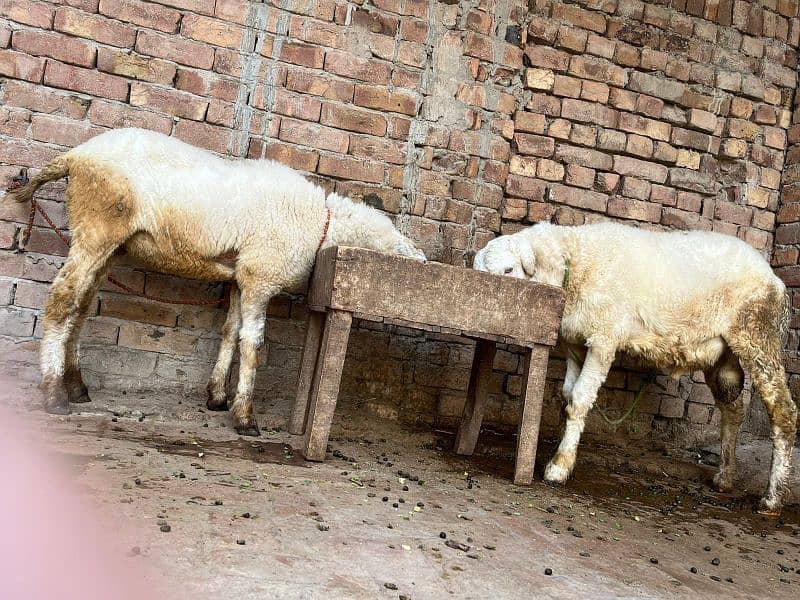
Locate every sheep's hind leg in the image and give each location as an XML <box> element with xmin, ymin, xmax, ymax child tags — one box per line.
<box><xmin>544</xmin><ymin>345</ymin><xmax>614</xmax><ymax>484</ymax></box>
<box><xmin>704</xmin><ymin>346</ymin><xmax>745</xmax><ymax>493</ymax></box>
<box><xmin>229</xmin><ymin>285</ymin><xmax>277</xmax><ymax>436</ymax></box>
<box><xmin>41</xmin><ymin>245</ymin><xmax>115</xmax><ymax>414</ymax></box>
<box><xmin>728</xmin><ymin>294</ymin><xmax>797</xmax><ymax>515</ymax></box>
<box><xmin>63</xmin><ymin>266</ymin><xmax>107</xmax><ymax>404</ymax></box>
<box><xmin>206</xmin><ymin>284</ymin><xmax>241</xmax><ymax>411</ymax></box>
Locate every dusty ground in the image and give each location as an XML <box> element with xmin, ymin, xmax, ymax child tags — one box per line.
<box><xmin>1</xmin><ymin>376</ymin><xmax>799</xmax><ymax>600</ymax></box>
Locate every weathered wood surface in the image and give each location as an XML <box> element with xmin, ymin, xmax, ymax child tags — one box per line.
<box><xmin>513</xmin><ymin>344</ymin><xmax>550</xmax><ymax>485</ymax></box>
<box><xmin>308</xmin><ymin>246</ymin><xmax>565</xmax><ymax>347</ymax></box>
<box><xmin>454</xmin><ymin>339</ymin><xmax>497</xmax><ymax>455</ymax></box>
<box><xmin>302</xmin><ymin>310</ymin><xmax>352</xmax><ymax>461</ymax></box>
<box><xmin>289</xmin><ymin>310</ymin><xmax>325</xmax><ymax>435</ymax></box>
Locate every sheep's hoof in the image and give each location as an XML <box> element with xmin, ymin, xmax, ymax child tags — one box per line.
<box><xmin>43</xmin><ymin>382</ymin><xmax>70</xmax><ymax>414</ymax></box>
<box><xmin>235</xmin><ymin>422</ymin><xmax>261</xmax><ymax>437</ymax></box>
<box><xmin>206</xmin><ymin>398</ymin><xmax>229</xmax><ymax>411</ymax></box>
<box><xmin>756</xmin><ymin>497</ymin><xmax>781</xmax><ymax>517</ymax></box>
<box><xmin>543</xmin><ymin>461</ymin><xmax>571</xmax><ymax>484</ymax></box>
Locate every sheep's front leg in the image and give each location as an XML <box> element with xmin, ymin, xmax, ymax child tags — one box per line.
<box><xmin>562</xmin><ymin>343</ymin><xmax>585</xmax><ymax>402</ymax></box>
<box><xmin>229</xmin><ymin>286</ymin><xmax>275</xmax><ymax>436</ymax></box>
<box><xmin>545</xmin><ymin>345</ymin><xmax>614</xmax><ymax>483</ymax></box>
<box><xmin>207</xmin><ymin>285</ymin><xmax>241</xmax><ymax>411</ymax></box>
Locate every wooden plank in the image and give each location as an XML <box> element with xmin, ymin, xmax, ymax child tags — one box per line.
<box><xmin>309</xmin><ymin>247</ymin><xmax>564</xmax><ymax>347</ymax></box>
<box><xmin>288</xmin><ymin>310</ymin><xmax>325</xmax><ymax>435</ymax></box>
<box><xmin>301</xmin><ymin>310</ymin><xmax>353</xmax><ymax>461</ymax></box>
<box><xmin>514</xmin><ymin>344</ymin><xmax>550</xmax><ymax>485</ymax></box>
<box><xmin>454</xmin><ymin>339</ymin><xmax>497</xmax><ymax>455</ymax></box>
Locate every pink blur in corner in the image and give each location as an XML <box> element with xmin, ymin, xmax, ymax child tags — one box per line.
<box><xmin>0</xmin><ymin>376</ymin><xmax>175</xmax><ymax>600</ymax></box>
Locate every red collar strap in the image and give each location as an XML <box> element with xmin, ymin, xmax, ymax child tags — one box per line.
<box><xmin>317</xmin><ymin>207</ymin><xmax>331</xmax><ymax>254</ymax></box>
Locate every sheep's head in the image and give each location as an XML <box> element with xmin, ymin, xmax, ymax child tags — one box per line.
<box><xmin>325</xmin><ymin>192</ymin><xmax>426</xmax><ymax>261</ymax></box>
<box><xmin>473</xmin><ymin>234</ymin><xmax>535</xmax><ymax>279</ymax></box>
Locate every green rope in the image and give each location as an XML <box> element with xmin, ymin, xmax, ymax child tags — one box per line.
<box><xmin>595</xmin><ymin>369</ymin><xmax>663</xmax><ymax>427</ymax></box>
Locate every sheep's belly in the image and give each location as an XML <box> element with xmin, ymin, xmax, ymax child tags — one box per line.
<box><xmin>624</xmin><ymin>335</ymin><xmax>726</xmax><ymax>375</ymax></box>
<box><xmin>123</xmin><ymin>232</ymin><xmax>236</xmax><ymax>282</ymax></box>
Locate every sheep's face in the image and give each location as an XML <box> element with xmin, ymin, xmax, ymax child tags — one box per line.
<box><xmin>473</xmin><ymin>235</ymin><xmax>535</xmax><ymax>279</ymax></box>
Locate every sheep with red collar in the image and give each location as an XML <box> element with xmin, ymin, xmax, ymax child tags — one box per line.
<box><xmin>6</xmin><ymin>128</ymin><xmax>424</xmax><ymax>437</ymax></box>
<box><xmin>474</xmin><ymin>220</ymin><xmax>796</xmax><ymax>514</ymax></box>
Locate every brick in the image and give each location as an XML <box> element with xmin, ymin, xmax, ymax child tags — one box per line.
<box><xmin>597</xmin><ymin>128</ymin><xmax>626</xmax><ymax>152</ymax></box>
<box><xmin>54</xmin><ymin>7</ymin><xmax>136</xmax><ymax>48</ymax></box>
<box><xmin>609</xmin><ymin>196</ymin><xmax>661</xmax><ymax>222</ymax></box>
<box><xmin>613</xmin><ymin>155</ymin><xmax>668</xmax><ymax>183</ymax></box>
<box><xmin>320</xmin><ymin>103</ymin><xmax>386</xmax><ymax>136</ymax></box>
<box><xmin>586</xmin><ymin>33</ymin><xmax>615</xmax><ymax>59</ymax></box>
<box><xmin>565</xmin><ymin>164</ymin><xmax>595</xmax><ymax>189</ymax></box>
<box><xmin>4</xmin><ymin>81</ymin><xmax>89</xmax><ymax>120</ymax></box>
<box><xmin>100</xmin><ymin>295</ymin><xmax>178</xmax><ymax>327</ymax></box>
<box><xmin>626</xmin><ymin>134</ymin><xmax>653</xmax><ymax>158</ymax></box>
<box><xmin>548</xmin><ymin>118</ymin><xmax>572</xmax><ymax>140</ymax></box>
<box><xmin>524</xmin><ymin>68</ymin><xmax>555</xmax><ymax>91</ymax></box>
<box><xmin>12</xmin><ymin>30</ymin><xmax>95</xmax><ymax>68</ymax></box>
<box><xmin>552</xmin><ymin>2</ymin><xmax>607</xmax><ymax>33</ymax></box>
<box><xmin>350</xmin><ymin>135</ymin><xmax>406</xmax><ymax>165</ymax></box>
<box><xmin>618</xmin><ymin>112</ymin><xmax>671</xmax><ymax>142</ymax></box>
<box><xmin>136</xmin><ymin>30</ymin><xmax>215</xmax><ymax>69</ymax></box>
<box><xmin>181</xmin><ymin>14</ymin><xmax>245</xmax><ymax>50</ymax></box>
<box><xmin>0</xmin><ymin>307</ymin><xmax>35</xmax><ymax>337</ymax></box>
<box><xmin>627</xmin><ymin>71</ymin><xmax>686</xmax><ymax>102</ymax></box>
<box><xmin>272</xmin><ymin>89</ymin><xmax>321</xmax><ymax>121</ymax></box>
<box><xmin>31</xmin><ymin>114</ymin><xmax>104</xmax><ymax>147</ymax></box>
<box><xmin>44</xmin><ymin>61</ymin><xmax>129</xmax><ymax>101</ymax></box>
<box><xmin>0</xmin><ymin>49</ymin><xmax>46</xmax><ymax>83</ymax></box>
<box><xmin>622</xmin><ymin>177</ymin><xmax>651</xmax><ymax>201</ymax></box>
<box><xmin>552</xmin><ymin>75</ymin><xmax>581</xmax><ymax>98</ymax></box>
<box><xmin>99</xmin><ymin>0</ymin><xmax>180</xmax><ymax>33</ymax></box>
<box><xmin>726</xmin><ymin>118</ymin><xmax>760</xmax><ymax>141</ymax></box>
<box><xmin>0</xmin><ymin>0</ymin><xmax>53</xmax><ymax>28</ymax></box>
<box><xmin>524</xmin><ymin>46</ymin><xmax>570</xmax><ymax>72</ymax></box>
<box><xmin>675</xmin><ymin>149</ymin><xmax>701</xmax><ymax>170</ymax></box>
<box><xmin>279</xmin><ymin>41</ymin><xmax>325</xmax><ymax>68</ymax></box>
<box><xmin>354</xmin><ymin>85</ymin><xmax>417</xmax><ymax>116</ymax></box>
<box><xmin>87</xmin><ymin>99</ymin><xmax>173</xmax><ymax>134</ymax></box>
<box><xmin>556</xmin><ymin>25</ymin><xmax>587</xmax><ymax>53</ymax></box>
<box><xmin>537</xmin><ymin>159</ymin><xmax>564</xmax><ymax>181</ymax></box>
<box><xmin>279</xmin><ymin>119</ymin><xmax>349</xmax><ymax>153</ymax></box>
<box><xmin>514</xmin><ymin>133</ymin><xmax>554</xmax><ymax>157</ymax></box>
<box><xmin>548</xmin><ymin>183</ymin><xmax>608</xmax><ymax>212</ymax></box>
<box><xmin>261</xmin><ymin>143</ymin><xmax>319</xmax><ymax>172</ymax></box>
<box><xmin>505</xmin><ymin>174</ymin><xmax>545</xmax><ymax>201</ymax></box>
<box><xmin>686</xmin><ymin>108</ymin><xmax>717</xmax><ymax>133</ymax></box>
<box><xmin>514</xmin><ymin>111</ymin><xmax>546</xmax><ymax>134</ymax></box>
<box><xmin>317</xmin><ymin>154</ymin><xmax>384</xmax><ymax>183</ymax></box>
<box><xmin>581</xmin><ymin>80</ymin><xmax>609</xmax><ymax>103</ymax></box>
<box><xmin>671</xmin><ymin>128</ymin><xmax>717</xmax><ymax>153</ymax></box>
<box><xmin>130</xmin><ymin>82</ymin><xmax>208</xmax><ymax>120</ymax></box>
<box><xmin>176</xmin><ymin>69</ymin><xmax>239</xmax><ymax>103</ymax></box>
<box><xmin>555</xmin><ymin>144</ymin><xmax>613</xmax><ymax>170</ymax></box>
<box><xmin>570</xmin><ymin>124</ymin><xmax>597</xmax><ymax>147</ymax></box>
<box><xmin>97</xmin><ymin>48</ymin><xmax>176</xmax><ymax>85</ymax></box>
<box><xmin>324</xmin><ymin>49</ymin><xmax>391</xmax><ymax>85</ymax></box>
<box><xmin>561</xmin><ymin>98</ymin><xmax>617</xmax><ymax>128</ymax></box>
<box><xmin>173</xmin><ymin>120</ymin><xmax>232</xmax><ymax>154</ymax></box>
<box><xmin>569</xmin><ymin>55</ymin><xmax>627</xmax><ymax>87</ymax></box>
<box><xmin>286</xmin><ymin>69</ymin><xmax>353</xmax><ymax>102</ymax></box>
<box><xmin>509</xmin><ymin>155</ymin><xmax>537</xmax><ymax>178</ymax></box>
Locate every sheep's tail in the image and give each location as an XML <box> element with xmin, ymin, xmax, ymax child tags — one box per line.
<box><xmin>3</xmin><ymin>157</ymin><xmax>70</xmax><ymax>204</ymax></box>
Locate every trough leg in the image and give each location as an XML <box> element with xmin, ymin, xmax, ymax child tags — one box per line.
<box><xmin>514</xmin><ymin>344</ymin><xmax>551</xmax><ymax>485</ymax></box>
<box><xmin>302</xmin><ymin>310</ymin><xmax>352</xmax><ymax>461</ymax></box>
<box><xmin>454</xmin><ymin>339</ymin><xmax>496</xmax><ymax>455</ymax></box>
<box><xmin>288</xmin><ymin>310</ymin><xmax>326</xmax><ymax>435</ymax></box>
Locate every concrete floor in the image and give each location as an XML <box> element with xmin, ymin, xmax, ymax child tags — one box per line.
<box><xmin>1</xmin><ymin>375</ymin><xmax>799</xmax><ymax>599</ymax></box>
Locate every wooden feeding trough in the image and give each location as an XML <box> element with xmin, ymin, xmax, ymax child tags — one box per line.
<box><xmin>288</xmin><ymin>246</ymin><xmax>565</xmax><ymax>485</ymax></box>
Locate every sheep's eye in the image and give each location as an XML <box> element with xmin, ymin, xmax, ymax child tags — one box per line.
<box><xmin>504</xmin><ymin>267</ymin><xmax>514</xmax><ymax>274</ymax></box>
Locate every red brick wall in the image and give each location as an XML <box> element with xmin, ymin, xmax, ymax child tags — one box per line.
<box><xmin>1</xmin><ymin>0</ymin><xmax>798</xmax><ymax>446</ymax></box>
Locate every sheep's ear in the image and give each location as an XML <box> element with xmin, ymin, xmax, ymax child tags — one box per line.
<box><xmin>516</xmin><ymin>238</ymin><xmax>536</xmax><ymax>278</ymax></box>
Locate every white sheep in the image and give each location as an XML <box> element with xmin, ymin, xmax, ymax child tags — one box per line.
<box><xmin>6</xmin><ymin>128</ymin><xmax>425</xmax><ymax>436</ymax></box>
<box><xmin>474</xmin><ymin>221</ymin><xmax>797</xmax><ymax>514</ymax></box>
